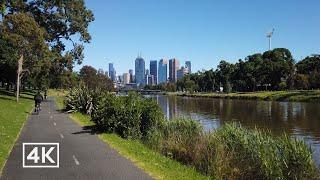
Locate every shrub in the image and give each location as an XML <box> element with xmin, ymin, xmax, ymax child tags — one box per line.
<box><xmin>65</xmin><ymin>85</ymin><xmax>94</xmax><ymax>114</ymax></box>
<box><xmin>91</xmin><ymin>92</ymin><xmax>119</xmax><ymax>132</ymax></box>
<box><xmin>141</xmin><ymin>98</ymin><xmax>165</xmax><ymax>138</ymax></box>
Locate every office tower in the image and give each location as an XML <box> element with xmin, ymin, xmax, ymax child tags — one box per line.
<box><xmin>123</xmin><ymin>73</ymin><xmax>130</xmax><ymax>85</ymax></box>
<box><xmin>169</xmin><ymin>58</ymin><xmax>179</xmax><ymax>83</ymax></box>
<box><xmin>129</xmin><ymin>69</ymin><xmax>134</xmax><ymax>83</ymax></box>
<box><xmin>158</xmin><ymin>59</ymin><xmax>168</xmax><ymax>84</ymax></box>
<box><xmin>105</xmin><ymin>71</ymin><xmax>109</xmax><ymax>77</ymax></box>
<box><xmin>135</xmin><ymin>55</ymin><xmax>145</xmax><ymax>85</ymax></box>
<box><xmin>149</xmin><ymin>60</ymin><xmax>158</xmax><ymax>84</ymax></box>
<box><xmin>98</xmin><ymin>68</ymin><xmax>104</xmax><ymax>75</ymax></box>
<box><xmin>185</xmin><ymin>61</ymin><xmax>191</xmax><ymax>74</ymax></box>
<box><xmin>108</xmin><ymin>63</ymin><xmax>115</xmax><ymax>81</ymax></box>
<box><xmin>177</xmin><ymin>66</ymin><xmax>189</xmax><ymax>79</ymax></box>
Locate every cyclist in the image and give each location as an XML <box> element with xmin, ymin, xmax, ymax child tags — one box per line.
<box><xmin>34</xmin><ymin>91</ymin><xmax>43</xmax><ymax>112</ymax></box>
<box><xmin>44</xmin><ymin>89</ymin><xmax>47</xmax><ymax>100</ymax></box>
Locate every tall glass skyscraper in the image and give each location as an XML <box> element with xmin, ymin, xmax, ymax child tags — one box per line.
<box><xmin>158</xmin><ymin>59</ymin><xmax>167</xmax><ymax>84</ymax></box>
<box><xmin>135</xmin><ymin>55</ymin><xmax>145</xmax><ymax>85</ymax></box>
<box><xmin>149</xmin><ymin>60</ymin><xmax>157</xmax><ymax>84</ymax></box>
<box><xmin>108</xmin><ymin>63</ymin><xmax>115</xmax><ymax>82</ymax></box>
<box><xmin>185</xmin><ymin>61</ymin><xmax>191</xmax><ymax>74</ymax></box>
<box><xmin>169</xmin><ymin>58</ymin><xmax>179</xmax><ymax>83</ymax></box>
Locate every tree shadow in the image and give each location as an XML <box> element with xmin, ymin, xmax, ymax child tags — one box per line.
<box><xmin>72</xmin><ymin>125</ymin><xmax>104</xmax><ymax>135</ymax></box>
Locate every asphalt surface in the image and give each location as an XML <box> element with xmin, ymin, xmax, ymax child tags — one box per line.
<box><xmin>1</xmin><ymin>97</ymin><xmax>152</xmax><ymax>180</ymax></box>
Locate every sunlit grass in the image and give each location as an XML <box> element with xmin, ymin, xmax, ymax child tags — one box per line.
<box><xmin>0</xmin><ymin>90</ymin><xmax>34</xmax><ymax>174</ymax></box>
<box><xmin>174</xmin><ymin>90</ymin><xmax>320</xmax><ymax>102</ymax></box>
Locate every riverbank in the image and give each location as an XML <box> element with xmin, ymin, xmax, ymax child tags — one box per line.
<box><xmin>165</xmin><ymin>90</ymin><xmax>320</xmax><ymax>102</ymax></box>
<box><xmin>0</xmin><ymin>90</ymin><xmax>34</xmax><ymax>174</ymax></box>
<box><xmin>50</xmin><ymin>89</ymin><xmax>209</xmax><ymax>180</ymax></box>
<box><xmin>59</xmin><ymin>87</ymin><xmax>320</xmax><ymax>179</ymax></box>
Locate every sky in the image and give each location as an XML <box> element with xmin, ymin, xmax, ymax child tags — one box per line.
<box><xmin>76</xmin><ymin>0</ymin><xmax>320</xmax><ymax>74</ymax></box>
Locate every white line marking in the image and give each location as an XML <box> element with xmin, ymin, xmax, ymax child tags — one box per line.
<box><xmin>53</xmin><ymin>122</ymin><xmax>56</xmax><ymax>126</ymax></box>
<box><xmin>72</xmin><ymin>155</ymin><xmax>80</xmax><ymax>165</ymax></box>
<box><xmin>50</xmin><ymin>115</ymin><xmax>53</xmax><ymax>119</ymax></box>
<box><xmin>60</xmin><ymin>133</ymin><xmax>64</xmax><ymax>139</ymax></box>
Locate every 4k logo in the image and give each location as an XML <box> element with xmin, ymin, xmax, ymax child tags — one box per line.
<box><xmin>23</xmin><ymin>143</ymin><xmax>59</xmax><ymax>168</ymax></box>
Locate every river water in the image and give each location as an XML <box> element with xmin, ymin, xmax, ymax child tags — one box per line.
<box><xmin>148</xmin><ymin>95</ymin><xmax>320</xmax><ymax>165</ymax></box>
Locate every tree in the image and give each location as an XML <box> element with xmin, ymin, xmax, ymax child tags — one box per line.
<box><xmin>79</xmin><ymin>66</ymin><xmax>114</xmax><ymax>91</ymax></box>
<box><xmin>1</xmin><ymin>13</ymin><xmax>49</xmax><ymax>101</ymax></box>
<box><xmin>1</xmin><ymin>0</ymin><xmax>95</xmax><ymax>93</ymax></box>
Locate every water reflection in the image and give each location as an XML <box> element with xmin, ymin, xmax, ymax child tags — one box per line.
<box><xmin>150</xmin><ymin>95</ymin><xmax>320</xmax><ymax>165</ymax></box>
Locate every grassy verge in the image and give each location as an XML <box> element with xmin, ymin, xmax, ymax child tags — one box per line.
<box><xmin>0</xmin><ymin>90</ymin><xmax>34</xmax><ymax>174</ymax></box>
<box><xmin>51</xmin><ymin>90</ymin><xmax>209</xmax><ymax>180</ymax></box>
<box><xmin>167</xmin><ymin>90</ymin><xmax>320</xmax><ymax>102</ymax></box>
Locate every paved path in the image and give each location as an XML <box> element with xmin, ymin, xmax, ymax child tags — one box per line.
<box><xmin>1</xmin><ymin>97</ymin><xmax>151</xmax><ymax>180</ymax></box>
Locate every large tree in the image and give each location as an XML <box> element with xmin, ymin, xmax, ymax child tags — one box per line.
<box><xmin>1</xmin><ymin>12</ymin><xmax>49</xmax><ymax>101</ymax></box>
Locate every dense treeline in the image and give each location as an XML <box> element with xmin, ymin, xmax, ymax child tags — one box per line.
<box><xmin>0</xmin><ymin>0</ymin><xmax>94</xmax><ymax>98</ymax></box>
<box><xmin>148</xmin><ymin>49</ymin><xmax>320</xmax><ymax>92</ymax></box>
<box><xmin>64</xmin><ymin>87</ymin><xmax>319</xmax><ymax>179</ymax></box>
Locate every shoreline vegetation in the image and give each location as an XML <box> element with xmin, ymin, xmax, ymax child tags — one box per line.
<box><xmin>50</xmin><ymin>89</ymin><xmax>208</xmax><ymax>180</ymax></box>
<box><xmin>0</xmin><ymin>90</ymin><xmax>34</xmax><ymax>175</ymax></box>
<box><xmin>163</xmin><ymin>90</ymin><xmax>320</xmax><ymax>102</ymax></box>
<box><xmin>52</xmin><ymin>88</ymin><xmax>319</xmax><ymax>179</ymax></box>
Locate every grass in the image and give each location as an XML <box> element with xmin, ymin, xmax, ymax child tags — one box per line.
<box><xmin>52</xmin><ymin>90</ymin><xmax>209</xmax><ymax>180</ymax></box>
<box><xmin>0</xmin><ymin>90</ymin><xmax>34</xmax><ymax>175</ymax></box>
<box><xmin>168</xmin><ymin>90</ymin><xmax>320</xmax><ymax>102</ymax></box>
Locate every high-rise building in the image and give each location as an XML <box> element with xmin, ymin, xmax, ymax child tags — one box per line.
<box><xmin>169</xmin><ymin>58</ymin><xmax>180</xmax><ymax>83</ymax></box>
<box><xmin>185</xmin><ymin>61</ymin><xmax>191</xmax><ymax>74</ymax></box>
<box><xmin>135</xmin><ymin>55</ymin><xmax>145</xmax><ymax>85</ymax></box>
<box><xmin>129</xmin><ymin>69</ymin><xmax>134</xmax><ymax>83</ymax></box>
<box><xmin>177</xmin><ymin>66</ymin><xmax>189</xmax><ymax>79</ymax></box>
<box><xmin>98</xmin><ymin>68</ymin><xmax>104</xmax><ymax>75</ymax></box>
<box><xmin>150</xmin><ymin>60</ymin><xmax>158</xmax><ymax>84</ymax></box>
<box><xmin>123</xmin><ymin>73</ymin><xmax>130</xmax><ymax>85</ymax></box>
<box><xmin>158</xmin><ymin>59</ymin><xmax>168</xmax><ymax>84</ymax></box>
<box><xmin>108</xmin><ymin>63</ymin><xmax>116</xmax><ymax>82</ymax></box>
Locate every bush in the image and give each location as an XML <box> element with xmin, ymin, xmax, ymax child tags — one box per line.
<box><xmin>65</xmin><ymin>87</ymin><xmax>319</xmax><ymax>179</ymax></box>
<box><xmin>65</xmin><ymin>85</ymin><xmax>94</xmax><ymax>114</ymax></box>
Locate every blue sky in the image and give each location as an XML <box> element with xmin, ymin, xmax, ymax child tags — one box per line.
<box><xmin>76</xmin><ymin>0</ymin><xmax>320</xmax><ymax>74</ymax></box>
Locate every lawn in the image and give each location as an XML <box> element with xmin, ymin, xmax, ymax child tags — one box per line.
<box><xmin>169</xmin><ymin>90</ymin><xmax>320</xmax><ymax>102</ymax></box>
<box><xmin>51</xmin><ymin>90</ymin><xmax>209</xmax><ymax>180</ymax></box>
<box><xmin>0</xmin><ymin>90</ymin><xmax>34</xmax><ymax>174</ymax></box>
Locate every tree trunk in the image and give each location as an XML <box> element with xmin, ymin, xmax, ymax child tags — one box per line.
<box><xmin>16</xmin><ymin>54</ymin><xmax>23</xmax><ymax>102</ymax></box>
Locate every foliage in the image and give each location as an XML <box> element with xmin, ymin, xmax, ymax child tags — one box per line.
<box><xmin>64</xmin><ymin>85</ymin><xmax>95</xmax><ymax>115</ymax></box>
<box><xmin>63</xmin><ymin>87</ymin><xmax>319</xmax><ymax>179</ymax></box>
<box><xmin>0</xmin><ymin>0</ymin><xmax>94</xmax><ymax>91</ymax></box>
<box><xmin>156</xmin><ymin>49</ymin><xmax>320</xmax><ymax>93</ymax></box>
<box><xmin>79</xmin><ymin>65</ymin><xmax>114</xmax><ymax>91</ymax></box>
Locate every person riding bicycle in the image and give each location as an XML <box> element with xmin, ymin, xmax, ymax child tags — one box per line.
<box><xmin>44</xmin><ymin>89</ymin><xmax>47</xmax><ymax>100</ymax></box>
<box><xmin>34</xmin><ymin>91</ymin><xmax>43</xmax><ymax>112</ymax></box>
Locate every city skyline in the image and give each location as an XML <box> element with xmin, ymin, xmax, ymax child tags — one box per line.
<box><xmin>75</xmin><ymin>0</ymin><xmax>320</xmax><ymax>75</ymax></box>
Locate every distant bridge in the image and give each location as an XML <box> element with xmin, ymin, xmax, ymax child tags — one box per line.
<box><xmin>116</xmin><ymin>89</ymin><xmax>162</xmax><ymax>95</ymax></box>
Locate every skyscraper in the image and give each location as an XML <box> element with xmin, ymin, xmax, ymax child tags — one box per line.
<box><xmin>129</xmin><ymin>69</ymin><xmax>134</xmax><ymax>83</ymax></box>
<box><xmin>108</xmin><ymin>63</ymin><xmax>115</xmax><ymax>82</ymax></box>
<box><xmin>177</xmin><ymin>66</ymin><xmax>189</xmax><ymax>79</ymax></box>
<box><xmin>185</xmin><ymin>61</ymin><xmax>191</xmax><ymax>74</ymax></box>
<box><xmin>123</xmin><ymin>73</ymin><xmax>130</xmax><ymax>85</ymax></box>
<box><xmin>158</xmin><ymin>59</ymin><xmax>167</xmax><ymax>84</ymax></box>
<box><xmin>169</xmin><ymin>58</ymin><xmax>179</xmax><ymax>83</ymax></box>
<box><xmin>135</xmin><ymin>55</ymin><xmax>145</xmax><ymax>85</ymax></box>
<box><xmin>149</xmin><ymin>60</ymin><xmax>158</xmax><ymax>84</ymax></box>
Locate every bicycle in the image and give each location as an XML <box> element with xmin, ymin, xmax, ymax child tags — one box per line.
<box><xmin>34</xmin><ymin>102</ymin><xmax>41</xmax><ymax>114</ymax></box>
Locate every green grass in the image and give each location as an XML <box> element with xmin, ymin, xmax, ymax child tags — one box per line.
<box><xmin>52</xmin><ymin>90</ymin><xmax>209</xmax><ymax>180</ymax></box>
<box><xmin>0</xmin><ymin>90</ymin><xmax>34</xmax><ymax>175</ymax></box>
<box><xmin>170</xmin><ymin>90</ymin><xmax>320</xmax><ymax>102</ymax></box>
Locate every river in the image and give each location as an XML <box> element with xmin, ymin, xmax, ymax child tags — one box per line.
<box><xmin>147</xmin><ymin>95</ymin><xmax>320</xmax><ymax>166</ymax></box>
